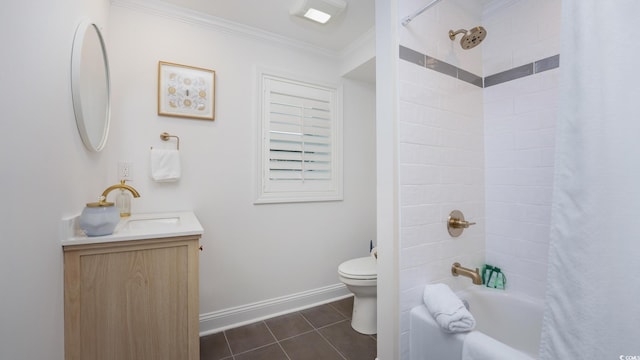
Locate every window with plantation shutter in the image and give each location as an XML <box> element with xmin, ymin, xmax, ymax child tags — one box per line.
<box><xmin>255</xmin><ymin>73</ymin><xmax>343</xmax><ymax>204</ymax></box>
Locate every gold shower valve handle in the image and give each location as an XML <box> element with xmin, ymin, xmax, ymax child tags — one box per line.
<box><xmin>449</xmin><ymin>218</ymin><xmax>476</xmax><ymax>229</ymax></box>
<box><xmin>447</xmin><ymin>210</ymin><xmax>475</xmax><ymax>237</ymax></box>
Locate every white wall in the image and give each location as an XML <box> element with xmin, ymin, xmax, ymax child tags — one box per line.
<box><xmin>0</xmin><ymin>1</ymin><xmax>110</xmax><ymax>359</ymax></box>
<box><xmin>375</xmin><ymin>0</ymin><xmax>401</xmax><ymax>358</ymax></box>
<box><xmin>0</xmin><ymin>1</ymin><xmax>375</xmax><ymax>358</ymax></box>
<box><xmin>107</xmin><ymin>3</ymin><xmax>376</xmax><ymax>332</ymax></box>
<box><xmin>398</xmin><ymin>1</ymin><xmax>484</xmax><ymax>358</ymax></box>
<box><xmin>483</xmin><ymin>0</ymin><xmax>561</xmax><ymax>300</ymax></box>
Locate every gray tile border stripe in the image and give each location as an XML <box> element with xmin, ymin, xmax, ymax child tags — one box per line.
<box><xmin>398</xmin><ymin>45</ymin><xmax>559</xmax><ymax>88</ymax></box>
<box><xmin>426</xmin><ymin>55</ymin><xmax>458</xmax><ymax>78</ymax></box>
<box><xmin>458</xmin><ymin>68</ymin><xmax>483</xmax><ymax>88</ymax></box>
<box><xmin>484</xmin><ymin>63</ymin><xmax>533</xmax><ymax>87</ymax></box>
<box><xmin>535</xmin><ymin>54</ymin><xmax>560</xmax><ymax>73</ymax></box>
<box><xmin>399</xmin><ymin>45</ymin><xmax>483</xmax><ymax>88</ymax></box>
<box><xmin>399</xmin><ymin>45</ymin><xmax>426</xmax><ymax>67</ymax></box>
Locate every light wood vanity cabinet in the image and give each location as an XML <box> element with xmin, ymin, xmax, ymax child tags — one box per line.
<box><xmin>63</xmin><ymin>235</ymin><xmax>201</xmax><ymax>360</ymax></box>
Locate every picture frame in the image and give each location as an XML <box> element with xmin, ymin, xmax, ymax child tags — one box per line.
<box><xmin>158</xmin><ymin>61</ymin><xmax>215</xmax><ymax>120</ymax></box>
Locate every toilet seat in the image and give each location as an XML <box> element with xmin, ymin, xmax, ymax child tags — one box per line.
<box><xmin>338</xmin><ymin>256</ymin><xmax>377</xmax><ymax>280</ymax></box>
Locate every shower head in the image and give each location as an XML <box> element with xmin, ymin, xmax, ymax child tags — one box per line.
<box><xmin>448</xmin><ymin>26</ymin><xmax>487</xmax><ymax>49</ymax></box>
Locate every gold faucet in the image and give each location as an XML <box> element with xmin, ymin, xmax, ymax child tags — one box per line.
<box><xmin>102</xmin><ymin>180</ymin><xmax>141</xmax><ymax>199</ymax></box>
<box><xmin>102</xmin><ymin>180</ymin><xmax>140</xmax><ymax>200</ymax></box>
<box><xmin>101</xmin><ymin>180</ymin><xmax>141</xmax><ymax>217</ymax></box>
<box><xmin>451</xmin><ymin>262</ymin><xmax>482</xmax><ymax>285</ymax></box>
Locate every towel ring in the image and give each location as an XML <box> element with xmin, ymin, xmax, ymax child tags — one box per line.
<box><xmin>160</xmin><ymin>132</ymin><xmax>180</xmax><ymax>150</ymax></box>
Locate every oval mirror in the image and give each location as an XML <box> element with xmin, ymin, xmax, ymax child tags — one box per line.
<box><xmin>71</xmin><ymin>20</ymin><xmax>111</xmax><ymax>152</ymax></box>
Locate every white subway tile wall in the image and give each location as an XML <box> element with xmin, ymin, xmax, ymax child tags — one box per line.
<box><xmin>484</xmin><ymin>68</ymin><xmax>559</xmax><ymax>300</ymax></box>
<box><xmin>398</xmin><ymin>3</ymin><xmax>483</xmax><ymax>358</ymax></box>
<box><xmin>482</xmin><ymin>0</ymin><xmax>562</xmax><ymax>75</ymax></box>
<box><xmin>398</xmin><ymin>1</ymin><xmax>561</xmax><ymax>357</ymax></box>
<box><xmin>483</xmin><ymin>0</ymin><xmax>560</xmax><ymax>301</ymax></box>
<box><xmin>398</xmin><ymin>60</ymin><xmax>485</xmax><ymax>359</ymax></box>
<box><xmin>399</xmin><ymin>0</ymin><xmax>484</xmax><ymax>75</ymax></box>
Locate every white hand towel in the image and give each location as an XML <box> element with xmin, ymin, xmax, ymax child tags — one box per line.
<box><xmin>462</xmin><ymin>331</ymin><xmax>531</xmax><ymax>360</ymax></box>
<box><xmin>422</xmin><ymin>283</ymin><xmax>475</xmax><ymax>333</ymax></box>
<box><xmin>150</xmin><ymin>148</ymin><xmax>181</xmax><ymax>182</ymax></box>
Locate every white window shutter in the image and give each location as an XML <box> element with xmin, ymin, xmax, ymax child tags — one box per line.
<box><xmin>256</xmin><ymin>73</ymin><xmax>343</xmax><ymax>203</ymax></box>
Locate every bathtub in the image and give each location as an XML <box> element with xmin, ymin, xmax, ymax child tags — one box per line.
<box><xmin>409</xmin><ymin>286</ymin><xmax>543</xmax><ymax>360</ymax></box>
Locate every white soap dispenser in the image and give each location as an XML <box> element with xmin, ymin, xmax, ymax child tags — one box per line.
<box><xmin>115</xmin><ymin>180</ymin><xmax>132</xmax><ymax>217</ymax></box>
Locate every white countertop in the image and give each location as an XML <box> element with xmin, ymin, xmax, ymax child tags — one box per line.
<box><xmin>61</xmin><ymin>211</ymin><xmax>204</xmax><ymax>246</ymax></box>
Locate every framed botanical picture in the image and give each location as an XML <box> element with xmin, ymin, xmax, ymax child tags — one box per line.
<box><xmin>158</xmin><ymin>61</ymin><xmax>215</xmax><ymax>120</ymax></box>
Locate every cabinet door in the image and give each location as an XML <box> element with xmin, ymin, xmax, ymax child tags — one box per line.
<box><xmin>64</xmin><ymin>237</ymin><xmax>199</xmax><ymax>360</ymax></box>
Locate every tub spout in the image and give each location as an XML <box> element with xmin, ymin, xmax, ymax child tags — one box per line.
<box><xmin>451</xmin><ymin>262</ymin><xmax>482</xmax><ymax>285</ymax></box>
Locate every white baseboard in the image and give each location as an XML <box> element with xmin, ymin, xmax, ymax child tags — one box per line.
<box><xmin>199</xmin><ymin>283</ymin><xmax>351</xmax><ymax>335</ymax></box>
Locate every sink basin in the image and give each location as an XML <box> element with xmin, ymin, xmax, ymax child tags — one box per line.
<box><xmin>122</xmin><ymin>216</ymin><xmax>181</xmax><ymax>231</ymax></box>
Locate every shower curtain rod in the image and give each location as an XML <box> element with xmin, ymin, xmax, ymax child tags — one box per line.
<box><xmin>401</xmin><ymin>0</ymin><xmax>444</xmax><ymax>26</ymax></box>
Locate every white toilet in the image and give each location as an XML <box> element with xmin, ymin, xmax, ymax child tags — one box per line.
<box><xmin>338</xmin><ymin>256</ymin><xmax>377</xmax><ymax>334</ymax></box>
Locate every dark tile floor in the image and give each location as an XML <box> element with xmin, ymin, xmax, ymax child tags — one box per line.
<box><xmin>200</xmin><ymin>297</ymin><xmax>377</xmax><ymax>360</ymax></box>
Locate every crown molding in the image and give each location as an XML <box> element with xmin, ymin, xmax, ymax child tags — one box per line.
<box><xmin>339</xmin><ymin>26</ymin><xmax>375</xmax><ymax>60</ymax></box>
<box><xmin>110</xmin><ymin>0</ymin><xmax>340</xmax><ymax>58</ymax></box>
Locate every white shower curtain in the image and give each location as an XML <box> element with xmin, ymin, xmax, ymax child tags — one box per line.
<box><xmin>540</xmin><ymin>1</ymin><xmax>640</xmax><ymax>359</ymax></box>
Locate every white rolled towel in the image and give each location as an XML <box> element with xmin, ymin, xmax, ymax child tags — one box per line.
<box><xmin>150</xmin><ymin>148</ymin><xmax>181</xmax><ymax>182</ymax></box>
<box><xmin>423</xmin><ymin>283</ymin><xmax>476</xmax><ymax>333</ymax></box>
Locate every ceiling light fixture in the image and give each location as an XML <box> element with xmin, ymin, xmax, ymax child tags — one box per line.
<box><xmin>304</xmin><ymin>8</ymin><xmax>332</xmax><ymax>24</ymax></box>
<box><xmin>291</xmin><ymin>0</ymin><xmax>347</xmax><ymax>24</ymax></box>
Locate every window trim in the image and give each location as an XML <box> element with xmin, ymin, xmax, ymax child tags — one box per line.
<box><xmin>255</xmin><ymin>70</ymin><xmax>343</xmax><ymax>204</ymax></box>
